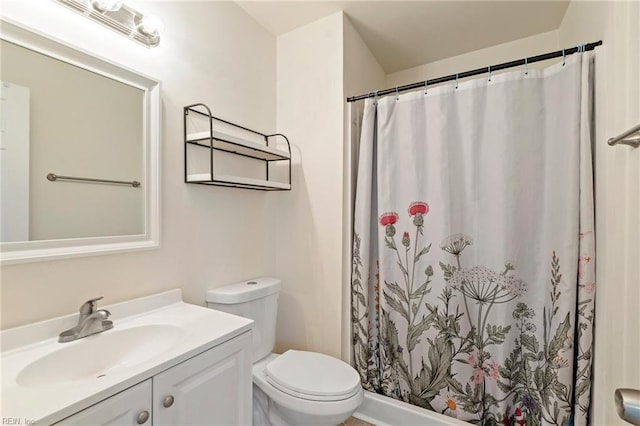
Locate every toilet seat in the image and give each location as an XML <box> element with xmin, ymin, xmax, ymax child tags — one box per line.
<box><xmin>265</xmin><ymin>350</ymin><xmax>361</xmax><ymax>402</ymax></box>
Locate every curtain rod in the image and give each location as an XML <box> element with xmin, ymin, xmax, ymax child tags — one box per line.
<box><xmin>346</xmin><ymin>41</ymin><xmax>602</xmax><ymax>103</ymax></box>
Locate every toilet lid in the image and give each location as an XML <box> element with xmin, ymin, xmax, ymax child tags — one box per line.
<box><xmin>265</xmin><ymin>350</ymin><xmax>361</xmax><ymax>401</ymax></box>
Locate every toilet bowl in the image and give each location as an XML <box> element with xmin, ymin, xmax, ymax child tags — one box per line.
<box><xmin>253</xmin><ymin>352</ymin><xmax>363</xmax><ymax>426</ymax></box>
<box><xmin>206</xmin><ymin>277</ymin><xmax>363</xmax><ymax>426</ymax></box>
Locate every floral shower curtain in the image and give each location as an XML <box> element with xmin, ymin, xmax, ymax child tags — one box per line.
<box><xmin>351</xmin><ymin>52</ymin><xmax>595</xmax><ymax>425</ymax></box>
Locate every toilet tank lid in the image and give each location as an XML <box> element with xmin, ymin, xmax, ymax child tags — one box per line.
<box><xmin>206</xmin><ymin>277</ymin><xmax>281</xmax><ymax>304</ymax></box>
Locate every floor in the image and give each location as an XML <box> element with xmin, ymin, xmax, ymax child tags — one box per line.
<box><xmin>343</xmin><ymin>417</ymin><xmax>376</xmax><ymax>426</ymax></box>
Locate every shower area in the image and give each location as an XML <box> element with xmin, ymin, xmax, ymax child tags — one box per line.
<box><xmin>343</xmin><ymin>3</ymin><xmax>639</xmax><ymax>426</ymax></box>
<box><xmin>264</xmin><ymin>1</ymin><xmax>638</xmax><ymax>425</ymax></box>
<box><xmin>350</xmin><ymin>46</ymin><xmax>596</xmax><ymax>426</ymax></box>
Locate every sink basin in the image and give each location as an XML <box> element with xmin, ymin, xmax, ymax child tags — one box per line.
<box><xmin>1</xmin><ymin>290</ymin><xmax>254</xmax><ymax>425</ymax></box>
<box><xmin>17</xmin><ymin>324</ymin><xmax>182</xmax><ymax>387</ymax></box>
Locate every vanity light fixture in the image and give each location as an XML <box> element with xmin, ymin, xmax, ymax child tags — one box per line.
<box><xmin>90</xmin><ymin>0</ymin><xmax>122</xmax><ymax>13</ymax></box>
<box><xmin>53</xmin><ymin>0</ymin><xmax>160</xmax><ymax>48</ymax></box>
<box><xmin>135</xmin><ymin>14</ymin><xmax>161</xmax><ymax>39</ymax></box>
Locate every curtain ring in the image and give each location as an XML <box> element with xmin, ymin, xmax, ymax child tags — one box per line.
<box><xmin>424</xmin><ymin>81</ymin><xmax>428</xmax><ymax>95</ymax></box>
<box><xmin>488</xmin><ymin>65</ymin><xmax>492</xmax><ymax>82</ymax></box>
<box><xmin>455</xmin><ymin>73</ymin><xmax>459</xmax><ymax>90</ymax></box>
<box><xmin>395</xmin><ymin>86</ymin><xmax>400</xmax><ymax>101</ymax></box>
<box><xmin>374</xmin><ymin>90</ymin><xmax>379</xmax><ymax>105</ymax></box>
<box><xmin>562</xmin><ymin>48</ymin><xmax>566</xmax><ymax>66</ymax></box>
<box><xmin>524</xmin><ymin>57</ymin><xmax>529</xmax><ymax>75</ymax></box>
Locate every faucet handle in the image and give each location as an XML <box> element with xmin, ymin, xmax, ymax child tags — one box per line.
<box><xmin>79</xmin><ymin>297</ymin><xmax>104</xmax><ymax>315</ymax></box>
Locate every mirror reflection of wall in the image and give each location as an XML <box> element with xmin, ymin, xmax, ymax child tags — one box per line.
<box><xmin>0</xmin><ymin>40</ymin><xmax>144</xmax><ymax>242</ymax></box>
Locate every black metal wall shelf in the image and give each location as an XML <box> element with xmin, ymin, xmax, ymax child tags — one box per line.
<box><xmin>184</xmin><ymin>103</ymin><xmax>291</xmax><ymax>191</ymax></box>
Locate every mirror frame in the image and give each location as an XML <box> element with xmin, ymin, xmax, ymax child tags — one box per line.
<box><xmin>0</xmin><ymin>19</ymin><xmax>160</xmax><ymax>264</ymax></box>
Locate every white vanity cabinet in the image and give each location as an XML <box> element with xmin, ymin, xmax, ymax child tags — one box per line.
<box><xmin>1</xmin><ymin>291</ymin><xmax>254</xmax><ymax>425</ymax></box>
<box><xmin>56</xmin><ymin>380</ymin><xmax>152</xmax><ymax>425</ymax></box>
<box><xmin>153</xmin><ymin>331</ymin><xmax>252</xmax><ymax>425</ymax></box>
<box><xmin>55</xmin><ymin>332</ymin><xmax>252</xmax><ymax>426</ymax></box>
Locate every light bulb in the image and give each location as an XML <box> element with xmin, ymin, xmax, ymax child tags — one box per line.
<box><xmin>137</xmin><ymin>15</ymin><xmax>161</xmax><ymax>36</ymax></box>
<box><xmin>91</xmin><ymin>0</ymin><xmax>122</xmax><ymax>12</ymax></box>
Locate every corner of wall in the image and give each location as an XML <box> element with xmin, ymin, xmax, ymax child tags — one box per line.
<box><xmin>273</xmin><ymin>11</ymin><xmax>347</xmax><ymax>359</ymax></box>
<box><xmin>341</xmin><ymin>15</ymin><xmax>386</xmax><ymax>364</ymax></box>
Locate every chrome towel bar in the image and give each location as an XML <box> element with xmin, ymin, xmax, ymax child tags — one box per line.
<box><xmin>608</xmin><ymin>123</ymin><xmax>640</xmax><ymax>148</ymax></box>
<box><xmin>46</xmin><ymin>173</ymin><xmax>141</xmax><ymax>187</ymax></box>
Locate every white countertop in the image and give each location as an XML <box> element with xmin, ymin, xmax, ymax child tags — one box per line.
<box><xmin>0</xmin><ymin>290</ymin><xmax>253</xmax><ymax>425</ymax></box>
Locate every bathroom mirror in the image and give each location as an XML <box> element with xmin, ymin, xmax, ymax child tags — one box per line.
<box><xmin>0</xmin><ymin>20</ymin><xmax>160</xmax><ymax>264</ymax></box>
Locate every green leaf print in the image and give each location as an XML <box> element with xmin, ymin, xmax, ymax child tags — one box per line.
<box><xmin>351</xmin><ymin>205</ymin><xmax>593</xmax><ymax>425</ymax></box>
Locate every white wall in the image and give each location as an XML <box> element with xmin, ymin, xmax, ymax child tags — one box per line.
<box><xmin>559</xmin><ymin>2</ymin><xmax>640</xmax><ymax>424</ymax></box>
<box><xmin>0</xmin><ymin>0</ymin><xmax>277</xmax><ymax>330</ymax></box>
<box><xmin>271</xmin><ymin>12</ymin><xmax>345</xmax><ymax>358</ymax></box>
<box><xmin>386</xmin><ymin>30</ymin><xmax>560</xmax><ymax>87</ymax></box>
<box><xmin>343</xmin><ymin>16</ymin><xmax>387</xmax><ymax>100</ymax></box>
<box><xmin>270</xmin><ymin>11</ymin><xmax>386</xmax><ymax>361</ymax></box>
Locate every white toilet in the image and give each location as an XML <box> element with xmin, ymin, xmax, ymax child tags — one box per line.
<box><xmin>206</xmin><ymin>277</ymin><xmax>363</xmax><ymax>426</ymax></box>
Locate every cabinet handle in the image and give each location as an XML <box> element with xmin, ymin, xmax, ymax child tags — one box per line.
<box><xmin>163</xmin><ymin>395</ymin><xmax>175</xmax><ymax>408</ymax></box>
<box><xmin>136</xmin><ymin>410</ymin><xmax>150</xmax><ymax>424</ymax></box>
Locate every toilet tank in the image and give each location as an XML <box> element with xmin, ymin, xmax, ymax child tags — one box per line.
<box><xmin>206</xmin><ymin>277</ymin><xmax>280</xmax><ymax>362</ymax></box>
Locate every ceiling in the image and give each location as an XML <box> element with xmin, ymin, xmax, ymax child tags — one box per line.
<box><xmin>236</xmin><ymin>1</ymin><xmax>571</xmax><ymax>73</ymax></box>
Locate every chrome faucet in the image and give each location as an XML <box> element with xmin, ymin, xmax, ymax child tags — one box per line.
<box><xmin>59</xmin><ymin>297</ymin><xmax>113</xmax><ymax>343</ymax></box>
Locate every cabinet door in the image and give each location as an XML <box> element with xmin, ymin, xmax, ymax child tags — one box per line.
<box><xmin>153</xmin><ymin>331</ymin><xmax>252</xmax><ymax>426</ymax></box>
<box><xmin>56</xmin><ymin>379</ymin><xmax>152</xmax><ymax>425</ymax></box>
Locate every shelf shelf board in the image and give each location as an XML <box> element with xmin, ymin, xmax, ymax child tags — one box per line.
<box><xmin>186</xmin><ymin>130</ymin><xmax>290</xmax><ymax>161</ymax></box>
<box><xmin>186</xmin><ymin>173</ymin><xmax>291</xmax><ymax>191</ymax></box>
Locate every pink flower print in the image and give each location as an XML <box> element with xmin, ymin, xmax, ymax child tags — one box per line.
<box><xmin>408</xmin><ymin>202</ymin><xmax>429</xmax><ymax>216</ymax></box>
<box><xmin>466</xmin><ymin>353</ymin><xmax>476</xmax><ymax>366</ymax></box>
<box><xmin>379</xmin><ymin>212</ymin><xmax>399</xmax><ymax>227</ymax></box>
<box><xmin>578</xmin><ymin>255</ymin><xmax>592</xmax><ymax>279</ymax></box>
<box><xmin>408</xmin><ymin>202</ymin><xmax>429</xmax><ymax>227</ymax></box>
<box><xmin>402</xmin><ymin>231</ymin><xmax>410</xmax><ymax>247</ymax></box>
<box><xmin>484</xmin><ymin>360</ymin><xmax>500</xmax><ymax>380</ymax></box>
<box><xmin>472</xmin><ymin>367</ymin><xmax>484</xmax><ymax>384</ymax></box>
<box><xmin>551</xmin><ymin>354</ymin><xmax>569</xmax><ymax>368</ymax></box>
<box><xmin>379</xmin><ymin>212</ymin><xmax>399</xmax><ymax>237</ymax></box>
<box><xmin>583</xmin><ymin>282</ymin><xmax>596</xmax><ymax>293</ymax></box>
